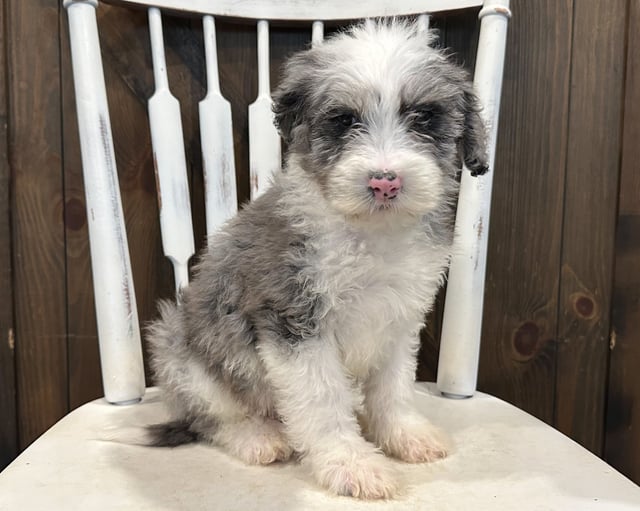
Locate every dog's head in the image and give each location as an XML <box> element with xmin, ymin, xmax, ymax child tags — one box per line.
<box><xmin>273</xmin><ymin>20</ymin><xmax>488</xmax><ymax>218</ymax></box>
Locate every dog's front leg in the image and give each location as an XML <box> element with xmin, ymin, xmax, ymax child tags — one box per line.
<box><xmin>362</xmin><ymin>329</ymin><xmax>448</xmax><ymax>464</ymax></box>
<box><xmin>259</xmin><ymin>338</ymin><xmax>398</xmax><ymax>499</ymax></box>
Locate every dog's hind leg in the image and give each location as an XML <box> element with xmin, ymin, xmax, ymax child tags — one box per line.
<box><xmin>150</xmin><ymin>366</ymin><xmax>292</xmax><ymax>464</ymax></box>
<box><xmin>258</xmin><ymin>337</ymin><xmax>399</xmax><ymax>500</ymax></box>
<box><xmin>212</xmin><ymin>415</ymin><xmax>293</xmax><ymax>465</ymax></box>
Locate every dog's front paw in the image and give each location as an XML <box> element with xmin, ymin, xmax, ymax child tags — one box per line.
<box><xmin>309</xmin><ymin>448</ymin><xmax>399</xmax><ymax>499</ymax></box>
<box><xmin>378</xmin><ymin>418</ymin><xmax>448</xmax><ymax>463</ymax></box>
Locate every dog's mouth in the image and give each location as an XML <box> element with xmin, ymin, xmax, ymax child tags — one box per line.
<box><xmin>366</xmin><ymin>193</ymin><xmax>405</xmax><ymax>216</ymax></box>
<box><xmin>369</xmin><ymin>191</ymin><xmax>400</xmax><ymax>209</ymax></box>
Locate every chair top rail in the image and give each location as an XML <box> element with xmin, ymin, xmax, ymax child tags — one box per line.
<box><xmin>101</xmin><ymin>0</ymin><xmax>484</xmax><ymax>20</ymax></box>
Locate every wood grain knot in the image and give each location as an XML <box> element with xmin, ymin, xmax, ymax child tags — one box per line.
<box><xmin>512</xmin><ymin>321</ymin><xmax>541</xmax><ymax>360</ymax></box>
<box><xmin>65</xmin><ymin>198</ymin><xmax>86</xmax><ymax>231</ymax></box>
<box><xmin>571</xmin><ymin>293</ymin><xmax>598</xmax><ymax>320</ymax></box>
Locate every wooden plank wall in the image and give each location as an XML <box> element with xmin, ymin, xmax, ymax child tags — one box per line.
<box><xmin>0</xmin><ymin>0</ymin><xmax>18</xmax><ymax>470</ymax></box>
<box><xmin>1</xmin><ymin>0</ymin><xmax>638</xmax><ymax>485</ymax></box>
<box><xmin>555</xmin><ymin>0</ymin><xmax>627</xmax><ymax>454</ymax></box>
<box><xmin>476</xmin><ymin>0</ymin><xmax>571</xmax><ymax>426</ymax></box>
<box><xmin>7</xmin><ymin>0</ymin><xmax>69</xmax><ymax>451</ymax></box>
<box><xmin>606</xmin><ymin>0</ymin><xmax>640</xmax><ymax>484</ymax></box>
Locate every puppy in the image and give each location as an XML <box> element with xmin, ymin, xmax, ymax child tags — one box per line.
<box><xmin>147</xmin><ymin>19</ymin><xmax>488</xmax><ymax>500</ymax></box>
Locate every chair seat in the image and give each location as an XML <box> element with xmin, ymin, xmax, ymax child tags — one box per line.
<box><xmin>1</xmin><ymin>382</ymin><xmax>638</xmax><ymax>510</ymax></box>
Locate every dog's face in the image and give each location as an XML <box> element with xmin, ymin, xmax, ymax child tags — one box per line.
<box><xmin>273</xmin><ymin>20</ymin><xmax>488</xmax><ymax>218</ymax></box>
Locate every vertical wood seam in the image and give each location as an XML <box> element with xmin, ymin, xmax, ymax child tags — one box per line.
<box><xmin>0</xmin><ymin>0</ymin><xmax>18</xmax><ymax>469</ymax></box>
<box><xmin>603</xmin><ymin>1</ymin><xmax>640</xmax><ymax>483</ymax></box>
<box><xmin>58</xmin><ymin>0</ymin><xmax>72</xmax><ymax>416</ymax></box>
<box><xmin>552</xmin><ymin>0</ymin><xmax>577</xmax><ymax>429</ymax></box>
<box><xmin>554</xmin><ymin>0</ymin><xmax>627</xmax><ymax>454</ymax></box>
<box><xmin>602</xmin><ymin>0</ymin><xmax>633</xmax><ymax>460</ymax></box>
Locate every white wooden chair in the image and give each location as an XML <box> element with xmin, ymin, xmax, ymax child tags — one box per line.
<box><xmin>1</xmin><ymin>1</ymin><xmax>639</xmax><ymax>509</ymax></box>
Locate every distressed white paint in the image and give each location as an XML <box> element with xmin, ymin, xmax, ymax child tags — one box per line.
<box><xmin>104</xmin><ymin>0</ymin><xmax>483</xmax><ymax>19</ymax></box>
<box><xmin>200</xmin><ymin>15</ymin><xmax>238</xmax><ymax>237</ymax></box>
<box><xmin>311</xmin><ymin>21</ymin><xmax>324</xmax><ymax>47</ymax></box>
<box><xmin>417</xmin><ymin>13</ymin><xmax>430</xmax><ymax>32</ymax></box>
<box><xmin>64</xmin><ymin>0</ymin><xmax>145</xmax><ymax>404</ymax></box>
<box><xmin>147</xmin><ymin>7</ymin><xmax>195</xmax><ymax>291</ymax></box>
<box><xmin>437</xmin><ymin>0</ymin><xmax>511</xmax><ymax>398</ymax></box>
<box><xmin>248</xmin><ymin>20</ymin><xmax>281</xmax><ymax>200</ymax></box>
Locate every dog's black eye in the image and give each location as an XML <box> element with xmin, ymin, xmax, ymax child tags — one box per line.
<box><xmin>416</xmin><ymin>106</ymin><xmax>436</xmax><ymax>124</ymax></box>
<box><xmin>331</xmin><ymin>112</ymin><xmax>359</xmax><ymax>129</ymax></box>
<box><xmin>404</xmin><ymin>103</ymin><xmax>444</xmax><ymax>138</ymax></box>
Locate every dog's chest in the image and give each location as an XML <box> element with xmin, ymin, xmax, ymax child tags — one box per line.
<box><xmin>315</xmin><ymin>225</ymin><xmax>449</xmax><ymax>377</ymax></box>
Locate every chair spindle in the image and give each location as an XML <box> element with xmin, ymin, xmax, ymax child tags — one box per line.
<box><xmin>200</xmin><ymin>15</ymin><xmax>238</xmax><ymax>237</ymax></box>
<box><xmin>312</xmin><ymin>20</ymin><xmax>324</xmax><ymax>46</ymax></box>
<box><xmin>248</xmin><ymin>20</ymin><xmax>282</xmax><ymax>200</ymax></box>
<box><xmin>417</xmin><ymin>13</ymin><xmax>430</xmax><ymax>32</ymax></box>
<box><xmin>437</xmin><ymin>0</ymin><xmax>511</xmax><ymax>398</ymax></box>
<box><xmin>147</xmin><ymin>7</ymin><xmax>195</xmax><ymax>292</ymax></box>
<box><xmin>64</xmin><ymin>0</ymin><xmax>145</xmax><ymax>404</ymax></box>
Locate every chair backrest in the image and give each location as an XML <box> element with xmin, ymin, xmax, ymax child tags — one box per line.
<box><xmin>63</xmin><ymin>0</ymin><xmax>511</xmax><ymax>405</ymax></box>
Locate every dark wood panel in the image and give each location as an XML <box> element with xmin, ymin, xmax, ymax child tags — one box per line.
<box><xmin>8</xmin><ymin>0</ymin><xmax>68</xmax><ymax>448</ymax></box>
<box><xmin>554</xmin><ymin>0</ymin><xmax>627</xmax><ymax>455</ymax></box>
<box><xmin>605</xmin><ymin>0</ymin><xmax>640</xmax><ymax>484</ymax></box>
<box><xmin>477</xmin><ymin>0</ymin><xmax>573</xmax><ymax>423</ymax></box>
<box><xmin>0</xmin><ymin>0</ymin><xmax>18</xmax><ymax>470</ymax></box>
<box><xmin>442</xmin><ymin>10</ymin><xmax>479</xmax><ymax>71</ymax></box>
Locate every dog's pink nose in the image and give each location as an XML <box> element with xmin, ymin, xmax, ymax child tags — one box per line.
<box><xmin>369</xmin><ymin>172</ymin><xmax>402</xmax><ymax>200</ymax></box>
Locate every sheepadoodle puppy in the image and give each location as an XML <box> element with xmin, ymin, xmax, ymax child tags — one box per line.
<box><xmin>147</xmin><ymin>19</ymin><xmax>488</xmax><ymax>499</ymax></box>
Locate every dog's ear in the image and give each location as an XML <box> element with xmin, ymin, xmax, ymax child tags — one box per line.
<box><xmin>272</xmin><ymin>88</ymin><xmax>307</xmax><ymax>144</ymax></box>
<box><xmin>460</xmin><ymin>89</ymin><xmax>490</xmax><ymax>177</ymax></box>
<box><xmin>272</xmin><ymin>53</ymin><xmax>314</xmax><ymax>145</ymax></box>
